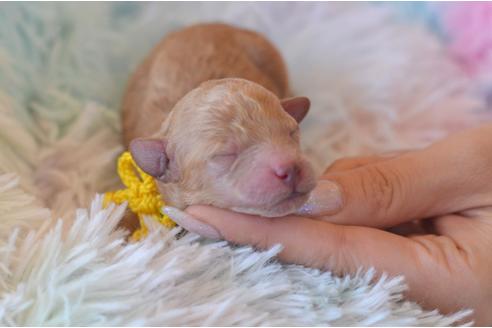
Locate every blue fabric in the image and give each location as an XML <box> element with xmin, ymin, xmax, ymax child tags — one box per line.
<box><xmin>375</xmin><ymin>2</ymin><xmax>447</xmax><ymax>40</ymax></box>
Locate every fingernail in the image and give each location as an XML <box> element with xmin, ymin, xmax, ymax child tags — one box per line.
<box><xmin>162</xmin><ymin>207</ymin><xmax>222</xmax><ymax>240</ymax></box>
<box><xmin>297</xmin><ymin>180</ymin><xmax>344</xmax><ymax>216</ymax></box>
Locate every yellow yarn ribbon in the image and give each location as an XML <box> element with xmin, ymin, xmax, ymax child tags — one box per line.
<box><xmin>104</xmin><ymin>151</ymin><xmax>176</xmax><ymax>240</ymax></box>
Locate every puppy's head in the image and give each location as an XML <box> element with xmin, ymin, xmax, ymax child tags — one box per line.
<box><xmin>130</xmin><ymin>78</ymin><xmax>316</xmax><ymax>217</ymax></box>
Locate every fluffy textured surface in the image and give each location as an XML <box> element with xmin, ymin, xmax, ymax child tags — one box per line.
<box><xmin>0</xmin><ymin>174</ymin><xmax>474</xmax><ymax>326</ymax></box>
<box><xmin>0</xmin><ymin>2</ymin><xmax>489</xmax><ymax>325</ymax></box>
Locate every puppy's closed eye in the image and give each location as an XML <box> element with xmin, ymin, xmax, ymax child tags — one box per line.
<box><xmin>209</xmin><ymin>152</ymin><xmax>238</xmax><ymax>173</ymax></box>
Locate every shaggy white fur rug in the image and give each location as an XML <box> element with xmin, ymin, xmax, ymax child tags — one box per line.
<box><xmin>0</xmin><ymin>2</ymin><xmax>487</xmax><ymax>326</ymax></box>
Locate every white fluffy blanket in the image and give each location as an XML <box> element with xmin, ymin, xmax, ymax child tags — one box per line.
<box><xmin>0</xmin><ymin>2</ymin><xmax>486</xmax><ymax>326</ymax></box>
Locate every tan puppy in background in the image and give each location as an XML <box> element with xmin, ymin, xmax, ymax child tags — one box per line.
<box><xmin>122</xmin><ymin>23</ymin><xmax>315</xmax><ymax>223</ymax></box>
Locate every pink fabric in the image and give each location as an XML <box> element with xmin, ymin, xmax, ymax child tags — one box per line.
<box><xmin>441</xmin><ymin>3</ymin><xmax>492</xmax><ymax>77</ymax></box>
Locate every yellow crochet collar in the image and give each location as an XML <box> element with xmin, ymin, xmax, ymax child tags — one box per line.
<box><xmin>104</xmin><ymin>151</ymin><xmax>176</xmax><ymax>240</ymax></box>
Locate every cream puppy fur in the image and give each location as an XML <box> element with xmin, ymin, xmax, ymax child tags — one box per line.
<box><xmin>122</xmin><ymin>23</ymin><xmax>316</xmax><ymax>217</ymax></box>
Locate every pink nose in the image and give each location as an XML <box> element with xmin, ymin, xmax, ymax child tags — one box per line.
<box><xmin>273</xmin><ymin>164</ymin><xmax>299</xmax><ymax>189</ymax></box>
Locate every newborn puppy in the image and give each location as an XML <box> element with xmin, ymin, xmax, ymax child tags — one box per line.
<box><xmin>123</xmin><ymin>23</ymin><xmax>315</xmax><ymax>217</ymax></box>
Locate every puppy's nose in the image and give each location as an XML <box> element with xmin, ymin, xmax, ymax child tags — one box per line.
<box><xmin>273</xmin><ymin>164</ymin><xmax>299</xmax><ymax>189</ymax></box>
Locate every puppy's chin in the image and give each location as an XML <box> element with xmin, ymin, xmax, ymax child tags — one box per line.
<box><xmin>231</xmin><ymin>192</ymin><xmax>310</xmax><ymax>218</ymax></box>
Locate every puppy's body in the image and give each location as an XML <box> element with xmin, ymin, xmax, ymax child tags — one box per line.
<box><xmin>123</xmin><ymin>23</ymin><xmax>289</xmax><ymax>144</ymax></box>
<box><xmin>122</xmin><ymin>23</ymin><xmax>315</xmax><ymax>218</ymax></box>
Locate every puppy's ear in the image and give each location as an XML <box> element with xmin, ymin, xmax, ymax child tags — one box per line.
<box><xmin>129</xmin><ymin>138</ymin><xmax>170</xmax><ymax>181</ymax></box>
<box><xmin>281</xmin><ymin>97</ymin><xmax>310</xmax><ymax>123</ymax></box>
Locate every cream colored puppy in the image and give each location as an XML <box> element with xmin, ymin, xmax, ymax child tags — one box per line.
<box><xmin>123</xmin><ymin>23</ymin><xmax>315</xmax><ymax>217</ymax></box>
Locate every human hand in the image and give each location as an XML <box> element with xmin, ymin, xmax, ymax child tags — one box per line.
<box><xmin>164</xmin><ymin>124</ymin><xmax>492</xmax><ymax>325</ymax></box>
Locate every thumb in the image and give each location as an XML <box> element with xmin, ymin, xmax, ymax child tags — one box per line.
<box><xmin>297</xmin><ymin>157</ymin><xmax>419</xmax><ymax>227</ymax></box>
<box><xmin>298</xmin><ymin>125</ymin><xmax>492</xmax><ymax>227</ymax></box>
